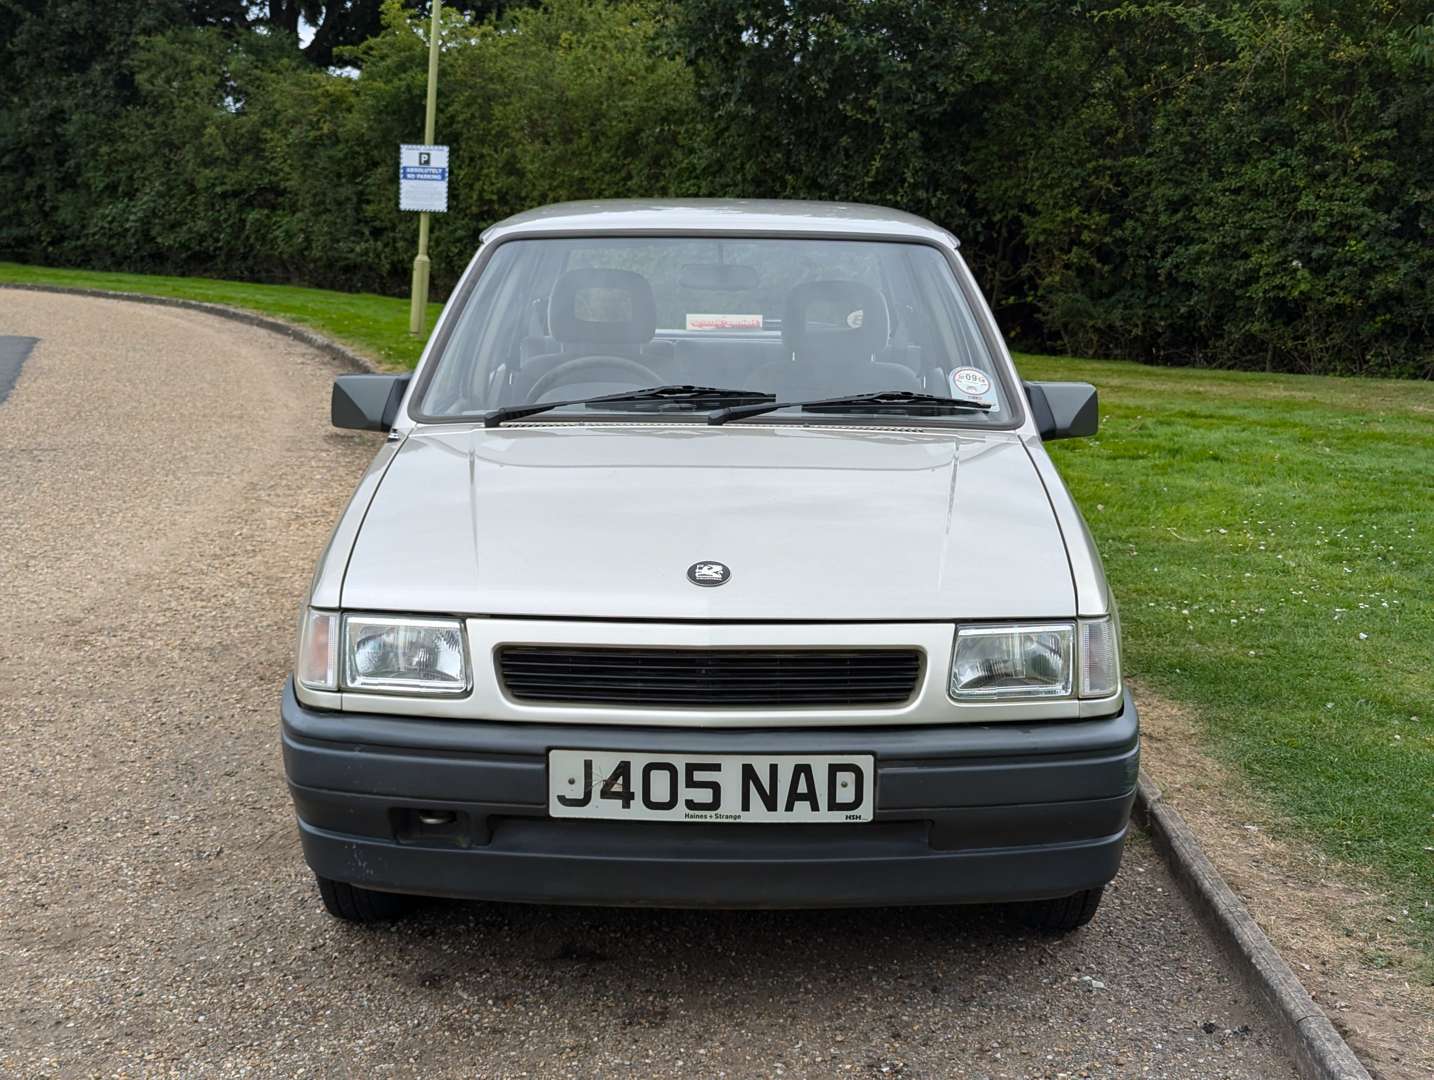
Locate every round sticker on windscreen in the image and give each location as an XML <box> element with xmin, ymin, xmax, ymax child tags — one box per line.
<box><xmin>950</xmin><ymin>367</ymin><xmax>992</xmax><ymax>398</ymax></box>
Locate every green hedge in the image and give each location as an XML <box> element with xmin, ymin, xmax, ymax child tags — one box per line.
<box><xmin>0</xmin><ymin>1</ymin><xmax>700</xmax><ymax>295</ymax></box>
<box><xmin>1</xmin><ymin>0</ymin><xmax>1430</xmax><ymax>376</ymax></box>
<box><xmin>675</xmin><ymin>1</ymin><xmax>1434</xmax><ymax>377</ymax></box>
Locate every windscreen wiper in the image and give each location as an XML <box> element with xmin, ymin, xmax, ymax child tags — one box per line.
<box><xmin>482</xmin><ymin>385</ymin><xmax>775</xmax><ymax>428</ymax></box>
<box><xmin>707</xmin><ymin>389</ymin><xmax>994</xmax><ymax>425</ymax></box>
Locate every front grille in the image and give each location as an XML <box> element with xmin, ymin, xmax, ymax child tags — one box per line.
<box><xmin>496</xmin><ymin>646</ymin><xmax>923</xmax><ymax>708</ymax></box>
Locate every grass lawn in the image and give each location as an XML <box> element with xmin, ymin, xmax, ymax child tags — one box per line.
<box><xmin>1017</xmin><ymin>353</ymin><xmax>1434</xmax><ymax>955</ymax></box>
<box><xmin>3</xmin><ymin>263</ymin><xmax>1430</xmax><ymax>955</ymax></box>
<box><xmin>0</xmin><ymin>262</ymin><xmax>436</xmax><ymax>368</ymax></box>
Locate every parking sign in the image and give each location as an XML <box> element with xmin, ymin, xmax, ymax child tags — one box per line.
<box><xmin>399</xmin><ymin>144</ymin><xmax>449</xmax><ymax>213</ymax></box>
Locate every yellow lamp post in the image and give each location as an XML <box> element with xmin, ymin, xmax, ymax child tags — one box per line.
<box><xmin>408</xmin><ymin>0</ymin><xmax>443</xmax><ymax>336</ymax></box>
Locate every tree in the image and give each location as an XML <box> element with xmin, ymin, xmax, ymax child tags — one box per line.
<box><xmin>183</xmin><ymin>1</ymin><xmax>538</xmax><ymax>66</ymax></box>
<box><xmin>0</xmin><ymin>0</ymin><xmax>188</xmax><ymax>259</ymax></box>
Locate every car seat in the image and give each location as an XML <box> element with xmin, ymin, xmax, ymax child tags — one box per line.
<box><xmin>753</xmin><ymin>280</ymin><xmax>921</xmax><ymax>399</ymax></box>
<box><xmin>511</xmin><ymin>268</ymin><xmax>673</xmax><ymax>399</ymax></box>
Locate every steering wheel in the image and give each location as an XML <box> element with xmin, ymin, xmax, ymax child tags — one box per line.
<box><xmin>526</xmin><ymin>354</ymin><xmax>662</xmax><ymax>402</ymax></box>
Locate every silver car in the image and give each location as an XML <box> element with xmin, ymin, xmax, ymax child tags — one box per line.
<box><xmin>283</xmin><ymin>200</ymin><xmax>1137</xmax><ymax>931</ymax></box>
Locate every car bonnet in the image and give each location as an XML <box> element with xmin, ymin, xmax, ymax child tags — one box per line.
<box><xmin>339</xmin><ymin>423</ymin><xmax>1075</xmax><ymax>621</ymax></box>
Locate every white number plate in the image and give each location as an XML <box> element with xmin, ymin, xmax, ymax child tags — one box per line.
<box><xmin>547</xmin><ymin>750</ymin><xmax>874</xmax><ymax>823</ymax></box>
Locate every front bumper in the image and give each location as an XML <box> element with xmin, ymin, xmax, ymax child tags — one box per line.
<box><xmin>281</xmin><ymin>680</ymin><xmax>1139</xmax><ymax>908</ymax></box>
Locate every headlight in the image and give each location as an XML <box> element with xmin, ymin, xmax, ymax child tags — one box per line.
<box><xmin>296</xmin><ymin>609</ymin><xmax>339</xmax><ymax>691</ymax></box>
<box><xmin>949</xmin><ymin>617</ymin><xmax>1121</xmax><ymax>702</ymax></box>
<box><xmin>950</xmin><ymin>623</ymin><xmax>1073</xmax><ymax>700</ymax></box>
<box><xmin>342</xmin><ymin>615</ymin><xmax>469</xmax><ymax>695</ymax></box>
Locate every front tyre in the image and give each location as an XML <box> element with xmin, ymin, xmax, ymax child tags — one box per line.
<box><xmin>315</xmin><ymin>874</ymin><xmax>412</xmax><ymax>923</ymax></box>
<box><xmin>1012</xmin><ymin>886</ymin><xmax>1104</xmax><ymax>933</ymax></box>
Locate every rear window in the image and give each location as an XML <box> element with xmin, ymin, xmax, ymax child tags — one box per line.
<box><xmin>564</xmin><ymin>240</ymin><xmax>886</xmax><ymax>330</ymax></box>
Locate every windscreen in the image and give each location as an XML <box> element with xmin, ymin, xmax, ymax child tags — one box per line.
<box><xmin>417</xmin><ymin>236</ymin><xmax>1010</xmax><ymax>423</ymax></box>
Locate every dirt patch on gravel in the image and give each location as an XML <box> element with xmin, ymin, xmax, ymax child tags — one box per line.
<box><xmin>1136</xmin><ymin>681</ymin><xmax>1434</xmax><ymax>1079</ymax></box>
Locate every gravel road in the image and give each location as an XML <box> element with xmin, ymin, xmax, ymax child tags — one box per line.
<box><xmin>0</xmin><ymin>291</ymin><xmax>1296</xmax><ymax>1079</ymax></box>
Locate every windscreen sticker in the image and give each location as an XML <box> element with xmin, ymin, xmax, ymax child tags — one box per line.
<box><xmin>686</xmin><ymin>313</ymin><xmax>763</xmax><ymax>331</ymax></box>
<box><xmin>950</xmin><ymin>367</ymin><xmax>993</xmax><ymax>398</ymax></box>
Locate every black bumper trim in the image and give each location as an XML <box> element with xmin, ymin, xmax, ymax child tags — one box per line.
<box><xmin>282</xmin><ymin>681</ymin><xmax>1137</xmax><ymax>760</ymax></box>
<box><xmin>297</xmin><ymin>819</ymin><xmax>1129</xmax><ymax>908</ymax></box>
<box><xmin>281</xmin><ymin>681</ymin><xmax>1139</xmax><ymax>908</ymax></box>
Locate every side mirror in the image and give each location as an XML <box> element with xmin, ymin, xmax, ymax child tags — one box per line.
<box><xmin>332</xmin><ymin>374</ymin><xmax>411</xmax><ymax>431</ymax></box>
<box><xmin>1023</xmin><ymin>381</ymin><xmax>1098</xmax><ymax>440</ymax></box>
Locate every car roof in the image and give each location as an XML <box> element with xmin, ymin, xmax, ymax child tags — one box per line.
<box><xmin>480</xmin><ymin>199</ymin><xmax>959</xmax><ymax>247</ymax></box>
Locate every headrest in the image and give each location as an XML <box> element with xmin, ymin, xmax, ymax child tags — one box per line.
<box><xmin>782</xmin><ymin>280</ymin><xmax>889</xmax><ymax>358</ymax></box>
<box><xmin>548</xmin><ymin>268</ymin><xmax>657</xmax><ymax>346</ymax></box>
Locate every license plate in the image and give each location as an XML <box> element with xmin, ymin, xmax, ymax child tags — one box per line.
<box><xmin>547</xmin><ymin>750</ymin><xmax>874</xmax><ymax>823</ymax></box>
